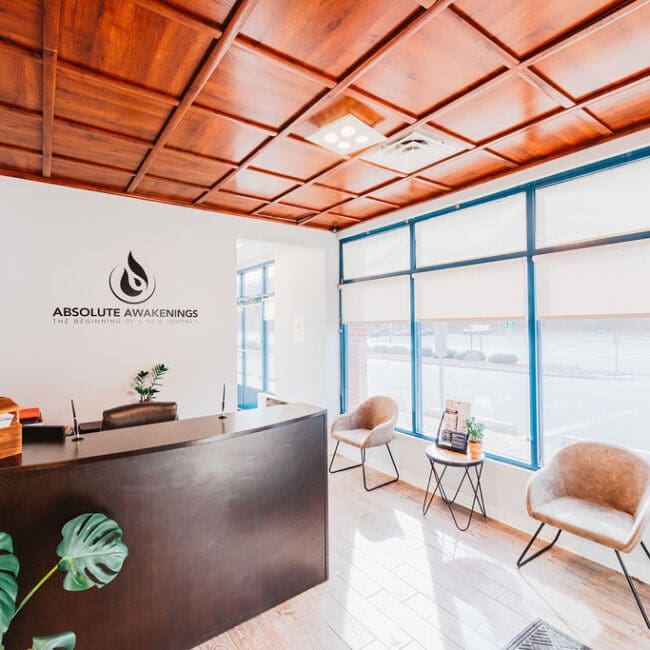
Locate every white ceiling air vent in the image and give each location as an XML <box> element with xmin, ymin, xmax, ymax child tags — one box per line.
<box><xmin>361</xmin><ymin>129</ymin><xmax>462</xmax><ymax>174</ymax></box>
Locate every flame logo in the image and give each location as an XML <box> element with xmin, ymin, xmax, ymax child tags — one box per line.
<box><xmin>109</xmin><ymin>252</ymin><xmax>156</xmax><ymax>304</ymax></box>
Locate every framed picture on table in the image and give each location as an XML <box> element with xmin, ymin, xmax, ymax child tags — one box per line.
<box><xmin>436</xmin><ymin>399</ymin><xmax>470</xmax><ymax>454</ymax></box>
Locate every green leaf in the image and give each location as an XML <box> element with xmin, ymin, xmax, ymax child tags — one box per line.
<box><xmin>32</xmin><ymin>631</ymin><xmax>76</xmax><ymax>650</ymax></box>
<box><xmin>0</xmin><ymin>532</ymin><xmax>18</xmax><ymax>640</ymax></box>
<box><xmin>56</xmin><ymin>514</ymin><xmax>128</xmax><ymax>592</ymax></box>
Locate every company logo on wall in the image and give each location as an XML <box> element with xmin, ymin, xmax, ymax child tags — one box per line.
<box><xmin>52</xmin><ymin>250</ymin><xmax>199</xmax><ymax>326</ymax></box>
<box><xmin>109</xmin><ymin>251</ymin><xmax>156</xmax><ymax>304</ymax></box>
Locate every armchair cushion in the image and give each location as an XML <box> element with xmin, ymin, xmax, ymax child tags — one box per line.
<box><xmin>330</xmin><ymin>396</ymin><xmax>399</xmax><ymax>449</ymax></box>
<box><xmin>332</xmin><ymin>427</ymin><xmax>372</xmax><ymax>447</ymax></box>
<box><xmin>532</xmin><ymin>496</ymin><xmax>635</xmax><ymax>551</ymax></box>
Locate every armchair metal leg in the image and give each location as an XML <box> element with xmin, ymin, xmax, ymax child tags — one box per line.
<box><xmin>517</xmin><ymin>523</ymin><xmax>562</xmax><ymax>567</ymax></box>
<box><xmin>328</xmin><ymin>441</ymin><xmax>364</xmax><ymax>473</ymax></box>
<box><xmin>641</xmin><ymin>541</ymin><xmax>650</xmax><ymax>562</ymax></box>
<box><xmin>361</xmin><ymin>443</ymin><xmax>399</xmax><ymax>492</ymax></box>
<box><xmin>615</xmin><ymin>549</ymin><xmax>650</xmax><ymax>630</ymax></box>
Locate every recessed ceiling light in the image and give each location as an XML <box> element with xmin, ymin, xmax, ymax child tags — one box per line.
<box><xmin>306</xmin><ymin>114</ymin><xmax>386</xmax><ymax>155</ymax></box>
<box><xmin>361</xmin><ymin>129</ymin><xmax>464</xmax><ymax>173</ymax></box>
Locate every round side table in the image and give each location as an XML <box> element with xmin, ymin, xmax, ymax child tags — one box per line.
<box><xmin>422</xmin><ymin>444</ymin><xmax>487</xmax><ymax>531</ymax></box>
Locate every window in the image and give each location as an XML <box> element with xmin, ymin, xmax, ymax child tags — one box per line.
<box><xmin>536</xmin><ymin>239</ymin><xmax>650</xmax><ymax>460</ymax></box>
<box><xmin>537</xmin><ymin>157</ymin><xmax>650</xmax><ymax>247</ymax></box>
<box><xmin>540</xmin><ymin>318</ymin><xmax>650</xmax><ymax>461</ymax></box>
<box><xmin>237</xmin><ymin>262</ymin><xmax>275</xmax><ymax>409</ymax></box>
<box><xmin>341</xmin><ymin>276</ymin><xmax>412</xmax><ymax>429</ymax></box>
<box><xmin>415</xmin><ymin>259</ymin><xmax>530</xmax><ymax>463</ymax></box>
<box><xmin>339</xmin><ymin>149</ymin><xmax>650</xmax><ymax>469</ymax></box>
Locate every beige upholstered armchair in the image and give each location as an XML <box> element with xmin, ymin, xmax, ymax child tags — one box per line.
<box><xmin>329</xmin><ymin>396</ymin><xmax>400</xmax><ymax>491</ymax></box>
<box><xmin>518</xmin><ymin>441</ymin><xmax>650</xmax><ymax>628</ymax></box>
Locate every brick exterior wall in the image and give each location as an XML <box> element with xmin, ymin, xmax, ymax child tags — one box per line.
<box><xmin>346</xmin><ymin>324</ymin><xmax>368</xmax><ymax>409</ymax></box>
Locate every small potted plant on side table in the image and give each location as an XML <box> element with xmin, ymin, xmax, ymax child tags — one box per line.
<box><xmin>465</xmin><ymin>417</ymin><xmax>485</xmax><ymax>460</ymax></box>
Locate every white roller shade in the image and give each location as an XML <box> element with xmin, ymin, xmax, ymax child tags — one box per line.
<box><xmin>343</xmin><ymin>227</ymin><xmax>410</xmax><ymax>279</ymax></box>
<box><xmin>415</xmin><ymin>193</ymin><xmax>526</xmax><ymax>267</ymax></box>
<box><xmin>535</xmin><ymin>239</ymin><xmax>650</xmax><ymax>318</ymax></box>
<box><xmin>415</xmin><ymin>258</ymin><xmax>527</xmax><ymax>321</ymax></box>
<box><xmin>537</xmin><ymin>157</ymin><xmax>650</xmax><ymax>247</ymax></box>
<box><xmin>341</xmin><ymin>276</ymin><xmax>411</xmax><ymax>323</ymax></box>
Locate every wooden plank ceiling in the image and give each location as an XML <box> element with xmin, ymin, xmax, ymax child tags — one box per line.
<box><xmin>0</xmin><ymin>0</ymin><xmax>649</xmax><ymax>230</ymax></box>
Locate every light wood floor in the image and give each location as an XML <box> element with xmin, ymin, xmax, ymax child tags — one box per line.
<box><xmin>197</xmin><ymin>458</ymin><xmax>650</xmax><ymax>650</ymax></box>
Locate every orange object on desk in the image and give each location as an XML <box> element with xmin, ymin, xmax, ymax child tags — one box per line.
<box><xmin>19</xmin><ymin>408</ymin><xmax>42</xmax><ymax>423</ymax></box>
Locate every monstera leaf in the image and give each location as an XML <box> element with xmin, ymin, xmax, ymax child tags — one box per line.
<box><xmin>0</xmin><ymin>532</ymin><xmax>19</xmax><ymax>646</ymax></box>
<box><xmin>56</xmin><ymin>514</ymin><xmax>128</xmax><ymax>592</ymax></box>
<box><xmin>31</xmin><ymin>631</ymin><xmax>76</xmax><ymax>650</ymax></box>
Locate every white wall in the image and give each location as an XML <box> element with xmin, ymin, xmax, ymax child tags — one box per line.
<box><xmin>0</xmin><ymin>176</ymin><xmax>339</xmax><ymax>424</ymax></box>
<box><xmin>236</xmin><ymin>239</ymin><xmax>339</xmax><ymax>411</ymax></box>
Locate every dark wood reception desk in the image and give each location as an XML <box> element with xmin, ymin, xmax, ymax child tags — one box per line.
<box><xmin>0</xmin><ymin>403</ymin><xmax>328</xmax><ymax>650</ymax></box>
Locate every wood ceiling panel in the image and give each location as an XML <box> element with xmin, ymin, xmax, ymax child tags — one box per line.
<box><xmin>587</xmin><ymin>78</ymin><xmax>650</xmax><ymax>130</ymax></box>
<box><xmin>55</xmin><ymin>69</ymin><xmax>171</xmax><ymax>140</ymax></box>
<box><xmin>53</xmin><ymin>122</ymin><xmax>150</xmax><ymax>172</ymax></box>
<box><xmin>318</xmin><ymin>160</ymin><xmax>401</xmax><ymax>194</ymax></box>
<box><xmin>137</xmin><ymin>176</ymin><xmax>205</xmax><ymax>202</ymax></box>
<box><xmin>166</xmin><ymin>0</ymin><xmax>236</xmax><ymax>24</ymax></box>
<box><xmin>59</xmin><ymin>0</ymin><xmax>214</xmax><ymax>96</ymax></box>
<box><xmin>221</xmin><ymin>168</ymin><xmax>298</xmax><ymax>200</ymax></box>
<box><xmin>453</xmin><ymin>0</ymin><xmax>621</xmax><ymax>58</ymax></box>
<box><xmin>202</xmin><ymin>191</ymin><xmax>265</xmax><ymax>213</ymax></box>
<box><xmin>0</xmin><ymin>50</ymin><xmax>41</xmax><ymax>111</ymax></box>
<box><xmin>0</xmin><ymin>0</ymin><xmax>42</xmax><ymax>50</ymax></box>
<box><xmin>435</xmin><ymin>74</ymin><xmax>560</xmax><ymax>142</ymax></box>
<box><xmin>0</xmin><ymin>145</ymin><xmax>41</xmax><ymax>174</ymax></box>
<box><xmin>167</xmin><ymin>107</ymin><xmax>268</xmax><ymax>163</ymax></box>
<box><xmin>368</xmin><ymin>177</ymin><xmax>442</xmax><ymax>204</ymax></box>
<box><xmin>241</xmin><ymin>0</ymin><xmax>421</xmax><ymax>77</ymax></box>
<box><xmin>419</xmin><ymin>149</ymin><xmax>512</xmax><ymax>187</ymax></box>
<box><xmin>252</xmin><ymin>137</ymin><xmax>340</xmax><ymax>180</ymax></box>
<box><xmin>0</xmin><ymin>108</ymin><xmax>41</xmax><ymax>150</ymax></box>
<box><xmin>0</xmin><ymin>0</ymin><xmax>647</xmax><ymax>230</ymax></box>
<box><xmin>147</xmin><ymin>149</ymin><xmax>232</xmax><ymax>187</ymax></box>
<box><xmin>490</xmin><ymin>111</ymin><xmax>606</xmax><ymax>164</ymax></box>
<box><xmin>355</xmin><ymin>11</ymin><xmax>505</xmax><ymax>114</ymax></box>
<box><xmin>330</xmin><ymin>197</ymin><xmax>391</xmax><ymax>218</ymax></box>
<box><xmin>198</xmin><ymin>46</ymin><xmax>324</xmax><ymax>128</ymax></box>
<box><xmin>533</xmin><ymin>5</ymin><xmax>650</xmax><ymax>99</ymax></box>
<box><xmin>51</xmin><ymin>158</ymin><xmax>132</xmax><ymax>190</ymax></box>
<box><xmin>281</xmin><ymin>184</ymin><xmax>351</xmax><ymax>210</ymax></box>
<box><xmin>258</xmin><ymin>203</ymin><xmax>313</xmax><ymax>220</ymax></box>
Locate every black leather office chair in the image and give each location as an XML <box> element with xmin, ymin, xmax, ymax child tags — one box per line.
<box><xmin>101</xmin><ymin>402</ymin><xmax>178</xmax><ymax>430</ymax></box>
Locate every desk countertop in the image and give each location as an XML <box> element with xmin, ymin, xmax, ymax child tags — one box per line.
<box><xmin>0</xmin><ymin>403</ymin><xmax>325</xmax><ymax>473</ymax></box>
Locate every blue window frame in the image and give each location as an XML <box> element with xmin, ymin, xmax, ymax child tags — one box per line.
<box><xmin>237</xmin><ymin>261</ymin><xmax>274</xmax><ymax>410</ymax></box>
<box><xmin>339</xmin><ymin>145</ymin><xmax>650</xmax><ymax>470</ymax></box>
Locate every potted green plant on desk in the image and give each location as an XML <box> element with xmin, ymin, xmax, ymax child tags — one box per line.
<box><xmin>465</xmin><ymin>417</ymin><xmax>485</xmax><ymax>460</ymax></box>
<box><xmin>134</xmin><ymin>363</ymin><xmax>169</xmax><ymax>402</ymax></box>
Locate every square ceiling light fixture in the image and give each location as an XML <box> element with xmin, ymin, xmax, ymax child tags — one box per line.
<box><xmin>306</xmin><ymin>113</ymin><xmax>386</xmax><ymax>155</ymax></box>
<box><xmin>361</xmin><ymin>129</ymin><xmax>463</xmax><ymax>174</ymax></box>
